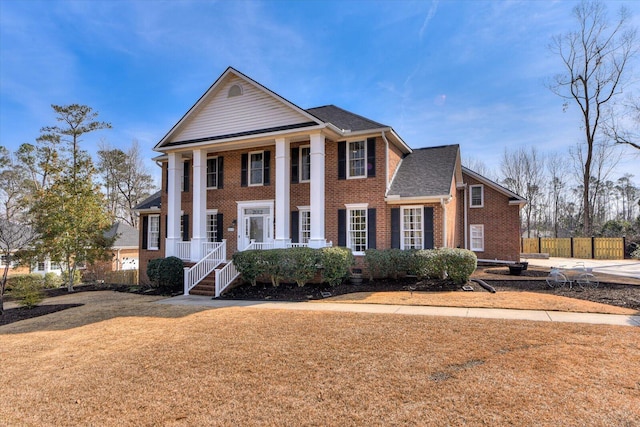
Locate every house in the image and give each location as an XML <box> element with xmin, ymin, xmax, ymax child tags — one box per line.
<box><xmin>136</xmin><ymin>67</ymin><xmax>525</xmax><ymax>295</ymax></box>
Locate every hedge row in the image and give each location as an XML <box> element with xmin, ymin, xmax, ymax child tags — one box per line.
<box><xmin>232</xmin><ymin>247</ymin><xmax>354</xmax><ymax>287</ymax></box>
<box><xmin>147</xmin><ymin>256</ymin><xmax>184</xmax><ymax>292</ymax></box>
<box><xmin>364</xmin><ymin>248</ymin><xmax>477</xmax><ymax>284</ymax></box>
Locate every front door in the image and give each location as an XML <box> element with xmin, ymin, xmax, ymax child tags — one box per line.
<box><xmin>239</xmin><ymin>205</ymin><xmax>272</xmax><ymax>249</ymax></box>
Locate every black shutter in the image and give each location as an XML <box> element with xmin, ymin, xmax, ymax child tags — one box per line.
<box><xmin>291</xmin><ymin>147</ymin><xmax>299</xmax><ymax>184</ymax></box>
<box><xmin>164</xmin><ymin>166</ymin><xmax>168</xmax><ymax>193</ymax></box>
<box><xmin>367</xmin><ymin>208</ymin><xmax>376</xmax><ymax>249</ymax></box>
<box><xmin>217</xmin><ymin>157</ymin><xmax>224</xmax><ymax>189</ymax></box>
<box><xmin>291</xmin><ymin>211</ymin><xmax>299</xmax><ymax>243</ymax></box>
<box><xmin>164</xmin><ymin>215</ymin><xmax>167</xmax><ymax>238</ymax></box>
<box><xmin>367</xmin><ymin>137</ymin><xmax>376</xmax><ymax>178</ymax></box>
<box><xmin>241</xmin><ymin>153</ymin><xmax>248</xmax><ymax>187</ymax></box>
<box><xmin>216</xmin><ymin>213</ymin><xmax>224</xmax><ymax>242</ymax></box>
<box><xmin>424</xmin><ymin>207</ymin><xmax>434</xmax><ymax>249</ymax></box>
<box><xmin>182</xmin><ymin>214</ymin><xmax>189</xmax><ymax>241</ymax></box>
<box><xmin>338</xmin><ymin>141</ymin><xmax>346</xmax><ymax>180</ymax></box>
<box><xmin>263</xmin><ymin>150</ymin><xmax>270</xmax><ymax>185</ymax></box>
<box><xmin>142</xmin><ymin>216</ymin><xmax>148</xmax><ymax>249</ymax></box>
<box><xmin>391</xmin><ymin>208</ymin><xmax>400</xmax><ymax>249</ymax></box>
<box><xmin>183</xmin><ymin>161</ymin><xmax>190</xmax><ymax>192</ymax></box>
<box><xmin>338</xmin><ymin>209</ymin><xmax>347</xmax><ymax>247</ymax></box>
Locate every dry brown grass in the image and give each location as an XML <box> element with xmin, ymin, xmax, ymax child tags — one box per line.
<box><xmin>322</xmin><ymin>291</ymin><xmax>638</xmax><ymax>315</ymax></box>
<box><xmin>1</xmin><ymin>292</ymin><xmax>639</xmax><ymax>426</ymax></box>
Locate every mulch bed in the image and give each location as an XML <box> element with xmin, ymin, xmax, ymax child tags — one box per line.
<box><xmin>1</xmin><ymin>304</ymin><xmax>84</xmax><ymax>326</ymax></box>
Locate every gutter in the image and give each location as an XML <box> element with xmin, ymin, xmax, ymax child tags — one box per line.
<box><xmin>440</xmin><ymin>197</ymin><xmax>448</xmax><ymax>248</ymax></box>
<box><xmin>382</xmin><ymin>130</ymin><xmax>390</xmax><ymax>193</ymax></box>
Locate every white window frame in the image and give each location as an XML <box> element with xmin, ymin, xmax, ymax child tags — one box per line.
<box><xmin>401</xmin><ymin>206</ymin><xmax>423</xmax><ymax>250</ymax></box>
<box><xmin>181</xmin><ymin>160</ymin><xmax>189</xmax><ymax>193</ymax></box>
<box><xmin>300</xmin><ymin>145</ymin><xmax>311</xmax><ymax>182</ymax></box>
<box><xmin>347</xmin><ymin>140</ymin><xmax>366</xmax><ymax>179</ymax></box>
<box><xmin>470</xmin><ymin>185</ymin><xmax>484</xmax><ymax>208</ymax></box>
<box><xmin>345</xmin><ymin>203</ymin><xmax>368</xmax><ymax>255</ymax></box>
<box><xmin>148</xmin><ymin>214</ymin><xmax>160</xmax><ymax>250</ymax></box>
<box><xmin>206</xmin><ymin>157</ymin><xmax>218</xmax><ymax>189</ymax></box>
<box><xmin>249</xmin><ymin>151</ymin><xmax>264</xmax><ymax>186</ymax></box>
<box><xmin>206</xmin><ymin>210</ymin><xmax>218</xmax><ymax>243</ymax></box>
<box><xmin>470</xmin><ymin>224</ymin><xmax>484</xmax><ymax>252</ymax></box>
<box><xmin>298</xmin><ymin>206</ymin><xmax>311</xmax><ymax>244</ymax></box>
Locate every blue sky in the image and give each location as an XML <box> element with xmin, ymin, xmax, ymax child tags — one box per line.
<box><xmin>1</xmin><ymin>0</ymin><xmax>639</xmax><ymax>188</ymax></box>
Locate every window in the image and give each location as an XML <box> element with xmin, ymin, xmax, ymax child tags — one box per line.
<box><xmin>206</xmin><ymin>212</ymin><xmax>218</xmax><ymax>243</ymax></box>
<box><xmin>348</xmin><ymin>140</ymin><xmax>366</xmax><ymax>178</ymax></box>
<box><xmin>470</xmin><ymin>224</ymin><xmax>484</xmax><ymax>251</ymax></box>
<box><xmin>299</xmin><ymin>146</ymin><xmax>311</xmax><ymax>182</ymax></box>
<box><xmin>401</xmin><ymin>207</ymin><xmax>423</xmax><ymax>250</ymax></box>
<box><xmin>470</xmin><ymin>185</ymin><xmax>484</xmax><ymax>208</ymax></box>
<box><xmin>37</xmin><ymin>261</ymin><xmax>45</xmax><ymax>271</ymax></box>
<box><xmin>207</xmin><ymin>157</ymin><xmax>218</xmax><ymax>188</ymax></box>
<box><xmin>249</xmin><ymin>151</ymin><xmax>264</xmax><ymax>186</ymax></box>
<box><xmin>148</xmin><ymin>215</ymin><xmax>160</xmax><ymax>250</ymax></box>
<box><xmin>347</xmin><ymin>206</ymin><xmax>367</xmax><ymax>253</ymax></box>
<box><xmin>299</xmin><ymin>210</ymin><xmax>311</xmax><ymax>244</ymax></box>
<box><xmin>228</xmin><ymin>84</ymin><xmax>242</xmax><ymax>97</ymax></box>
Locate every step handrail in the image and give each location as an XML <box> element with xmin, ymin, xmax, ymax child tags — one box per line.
<box><xmin>214</xmin><ymin>261</ymin><xmax>240</xmax><ymax>297</ymax></box>
<box><xmin>183</xmin><ymin>240</ymin><xmax>226</xmax><ymax>295</ymax></box>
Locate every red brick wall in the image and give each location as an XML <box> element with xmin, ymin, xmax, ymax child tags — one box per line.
<box><xmin>462</xmin><ymin>172</ymin><xmax>522</xmax><ymax>261</ymax></box>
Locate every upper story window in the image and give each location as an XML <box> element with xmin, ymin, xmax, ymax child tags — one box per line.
<box><xmin>300</xmin><ymin>146</ymin><xmax>311</xmax><ymax>182</ymax></box>
<box><xmin>207</xmin><ymin>157</ymin><xmax>218</xmax><ymax>188</ymax></box>
<box><xmin>250</xmin><ymin>151</ymin><xmax>264</xmax><ymax>186</ymax></box>
<box><xmin>470</xmin><ymin>185</ymin><xmax>484</xmax><ymax>208</ymax></box>
<box><xmin>348</xmin><ymin>140</ymin><xmax>366</xmax><ymax>178</ymax></box>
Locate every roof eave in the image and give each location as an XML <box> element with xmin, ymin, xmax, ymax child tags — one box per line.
<box><xmin>385</xmin><ymin>195</ymin><xmax>452</xmax><ymax>205</ymax></box>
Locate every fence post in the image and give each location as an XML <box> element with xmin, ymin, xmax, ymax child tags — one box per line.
<box><xmin>570</xmin><ymin>238</ymin><xmax>574</xmax><ymax>258</ymax></box>
<box><xmin>591</xmin><ymin>237</ymin><xmax>595</xmax><ymax>259</ymax></box>
<box><xmin>623</xmin><ymin>236</ymin><xmax>626</xmax><ymax>259</ymax></box>
<box><xmin>183</xmin><ymin>266</ymin><xmax>190</xmax><ymax>296</ymax></box>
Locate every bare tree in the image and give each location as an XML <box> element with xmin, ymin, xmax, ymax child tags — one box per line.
<box><xmin>501</xmin><ymin>147</ymin><xmax>546</xmax><ymax>237</ymax></box>
<box><xmin>548</xmin><ymin>0</ymin><xmax>638</xmax><ymax>235</ymax></box>
<box><xmin>546</xmin><ymin>153</ymin><xmax>567</xmax><ymax>237</ymax></box>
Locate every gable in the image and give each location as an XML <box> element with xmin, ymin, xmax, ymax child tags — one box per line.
<box><xmin>161</xmin><ymin>72</ymin><xmax>319</xmax><ymax>147</ymax></box>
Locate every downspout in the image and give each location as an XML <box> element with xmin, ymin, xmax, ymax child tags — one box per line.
<box><xmin>382</xmin><ymin>130</ymin><xmax>390</xmax><ymax>193</ymax></box>
<box><xmin>463</xmin><ymin>184</ymin><xmax>468</xmax><ymax>249</ymax></box>
<box><xmin>440</xmin><ymin>198</ymin><xmax>447</xmax><ymax>248</ymax></box>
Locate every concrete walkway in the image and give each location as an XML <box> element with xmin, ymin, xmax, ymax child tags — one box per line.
<box><xmin>158</xmin><ymin>295</ymin><xmax>640</xmax><ymax>327</ymax></box>
<box><xmin>526</xmin><ymin>257</ymin><xmax>640</xmax><ymax>280</ymax></box>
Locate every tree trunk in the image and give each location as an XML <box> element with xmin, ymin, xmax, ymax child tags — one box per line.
<box><xmin>1</xmin><ymin>263</ymin><xmax>9</xmax><ymax>315</ymax></box>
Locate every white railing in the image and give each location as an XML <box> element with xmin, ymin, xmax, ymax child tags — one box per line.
<box><xmin>202</xmin><ymin>242</ymin><xmax>220</xmax><ymax>255</ymax></box>
<box><xmin>183</xmin><ymin>240</ymin><xmax>226</xmax><ymax>295</ymax></box>
<box><xmin>286</xmin><ymin>242</ymin><xmax>308</xmax><ymax>248</ymax></box>
<box><xmin>215</xmin><ymin>261</ymin><xmax>240</xmax><ymax>297</ymax></box>
<box><xmin>244</xmin><ymin>240</ymin><xmax>333</xmax><ymax>250</ymax></box>
<box><xmin>176</xmin><ymin>242</ymin><xmax>191</xmax><ymax>261</ymax></box>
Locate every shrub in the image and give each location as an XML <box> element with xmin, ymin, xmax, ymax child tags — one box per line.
<box><xmin>632</xmin><ymin>246</ymin><xmax>640</xmax><ymax>260</ymax></box>
<box><xmin>409</xmin><ymin>250</ymin><xmax>443</xmax><ymax>279</ymax></box>
<box><xmin>44</xmin><ymin>272</ymin><xmax>63</xmax><ymax>288</ymax></box>
<box><xmin>232</xmin><ymin>250</ymin><xmax>263</xmax><ymax>286</ymax></box>
<box><xmin>61</xmin><ymin>269</ymin><xmax>82</xmax><ymax>286</ymax></box>
<box><xmin>11</xmin><ymin>275</ymin><xmax>45</xmax><ymax>308</ymax></box>
<box><xmin>284</xmin><ymin>247</ymin><xmax>318</xmax><ymax>287</ymax></box>
<box><xmin>262</xmin><ymin>249</ymin><xmax>285</xmax><ymax>287</ymax></box>
<box><xmin>436</xmin><ymin>248</ymin><xmax>477</xmax><ymax>284</ymax></box>
<box><xmin>147</xmin><ymin>256</ymin><xmax>184</xmax><ymax>292</ymax></box>
<box><xmin>319</xmin><ymin>247</ymin><xmax>354</xmax><ymax>286</ymax></box>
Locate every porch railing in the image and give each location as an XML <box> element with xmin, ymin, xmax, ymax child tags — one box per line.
<box><xmin>215</xmin><ymin>261</ymin><xmax>240</xmax><ymax>297</ymax></box>
<box><xmin>176</xmin><ymin>242</ymin><xmax>191</xmax><ymax>261</ymax></box>
<box><xmin>183</xmin><ymin>240</ymin><xmax>226</xmax><ymax>295</ymax></box>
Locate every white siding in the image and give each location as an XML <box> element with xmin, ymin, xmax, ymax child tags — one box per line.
<box><xmin>171</xmin><ymin>75</ymin><xmax>313</xmax><ymax>143</ymax></box>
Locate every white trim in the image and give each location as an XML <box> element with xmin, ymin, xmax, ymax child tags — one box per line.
<box><xmin>385</xmin><ymin>195</ymin><xmax>451</xmax><ymax>204</ymax></box>
<box><xmin>205</xmin><ymin>209</ymin><xmax>219</xmax><ymax>243</ymax></box>
<box><xmin>299</xmin><ymin>145</ymin><xmax>311</xmax><ymax>183</ymax></box>
<box><xmin>470</xmin><ymin>184</ymin><xmax>484</xmax><ymax>208</ymax></box>
<box><xmin>470</xmin><ymin>224</ymin><xmax>484</xmax><ymax>252</ymax></box>
<box><xmin>236</xmin><ymin>200</ymin><xmax>275</xmax><ymax>250</ymax></box>
<box><xmin>462</xmin><ymin>166</ymin><xmax>527</xmax><ymax>205</ymax></box>
<box><xmin>206</xmin><ymin>156</ymin><xmax>219</xmax><ymax>189</ymax></box>
<box><xmin>345</xmin><ymin>203</ymin><xmax>369</xmax><ymax>255</ymax></box>
<box><xmin>148</xmin><ymin>214</ymin><xmax>160</xmax><ymax>251</ymax></box>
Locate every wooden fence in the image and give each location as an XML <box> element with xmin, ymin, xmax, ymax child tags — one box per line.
<box><xmin>104</xmin><ymin>269</ymin><xmax>139</xmax><ymax>286</ymax></box>
<box><xmin>521</xmin><ymin>237</ymin><xmax>625</xmax><ymax>260</ymax></box>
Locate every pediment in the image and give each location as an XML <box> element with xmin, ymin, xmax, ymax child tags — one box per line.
<box><xmin>157</xmin><ymin>69</ymin><xmax>320</xmax><ymax>148</ymax></box>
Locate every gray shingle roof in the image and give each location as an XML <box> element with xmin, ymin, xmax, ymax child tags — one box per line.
<box><xmin>388</xmin><ymin>145</ymin><xmax>460</xmax><ymax>198</ymax></box>
<box><xmin>306</xmin><ymin>105</ymin><xmax>387</xmax><ymax>132</ymax></box>
<box><xmin>105</xmin><ymin>222</ymin><xmax>139</xmax><ymax>248</ymax></box>
<box><xmin>134</xmin><ymin>191</ymin><xmax>162</xmax><ymax>210</ymax></box>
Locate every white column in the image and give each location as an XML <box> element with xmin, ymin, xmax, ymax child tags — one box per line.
<box><xmin>166</xmin><ymin>152</ymin><xmax>182</xmax><ymax>257</ymax></box>
<box><xmin>274</xmin><ymin>137</ymin><xmax>290</xmax><ymax>248</ymax></box>
<box><xmin>308</xmin><ymin>133</ymin><xmax>326</xmax><ymax>248</ymax></box>
<box><xmin>191</xmin><ymin>149</ymin><xmax>207</xmax><ymax>260</ymax></box>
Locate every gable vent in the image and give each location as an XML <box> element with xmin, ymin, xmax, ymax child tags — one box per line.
<box><xmin>228</xmin><ymin>84</ymin><xmax>243</xmax><ymax>98</ymax></box>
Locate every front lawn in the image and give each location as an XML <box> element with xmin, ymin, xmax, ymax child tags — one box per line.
<box><xmin>1</xmin><ymin>292</ymin><xmax>638</xmax><ymax>425</ymax></box>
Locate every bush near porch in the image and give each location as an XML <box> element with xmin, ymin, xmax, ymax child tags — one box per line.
<box><xmin>232</xmin><ymin>247</ymin><xmax>354</xmax><ymax>287</ymax></box>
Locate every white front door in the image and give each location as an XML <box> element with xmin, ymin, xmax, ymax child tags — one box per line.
<box><xmin>238</xmin><ymin>203</ymin><xmax>273</xmax><ymax>250</ymax></box>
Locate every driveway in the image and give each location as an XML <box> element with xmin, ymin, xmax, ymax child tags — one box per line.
<box><xmin>525</xmin><ymin>257</ymin><xmax>640</xmax><ymax>280</ymax></box>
